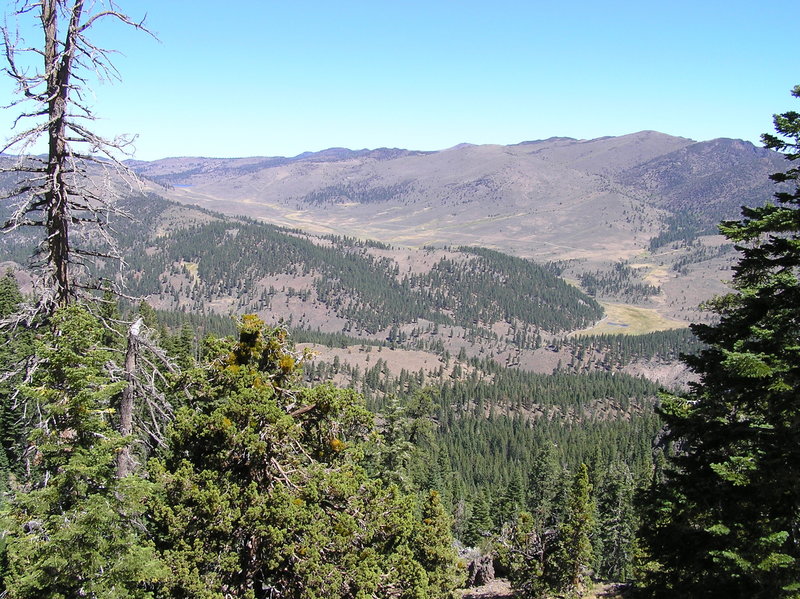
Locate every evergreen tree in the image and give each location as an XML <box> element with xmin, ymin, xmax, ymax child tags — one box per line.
<box><xmin>0</xmin><ymin>272</ymin><xmax>27</xmax><ymax>492</ymax></box>
<box><xmin>495</xmin><ymin>472</ymin><xmax>526</xmax><ymax>529</ymax></box>
<box><xmin>138</xmin><ymin>300</ymin><xmax>160</xmax><ymax>332</ymax></box>
<box><xmin>0</xmin><ymin>271</ymin><xmax>23</xmax><ymax>317</ymax></box>
<box><xmin>99</xmin><ymin>286</ymin><xmax>124</xmax><ymax>349</ymax></box>
<box><xmin>464</xmin><ymin>491</ymin><xmax>494</xmax><ymax>547</ymax></box>
<box><xmin>150</xmin><ymin>315</ymin><xmax>460</xmax><ymax>598</ymax></box>
<box><xmin>1</xmin><ymin>305</ymin><xmax>165</xmax><ymax>598</ymax></box>
<box><xmin>414</xmin><ymin>490</ymin><xmax>464</xmax><ymax>598</ymax></box>
<box><xmin>550</xmin><ymin>464</ymin><xmax>595</xmax><ymax>594</ymax></box>
<box><xmin>164</xmin><ymin>322</ymin><xmax>197</xmax><ymax>370</ymax></box>
<box><xmin>641</xmin><ymin>86</ymin><xmax>800</xmax><ymax>597</ymax></box>
<box><xmin>502</xmin><ymin>466</ymin><xmax>595</xmax><ymax>599</ymax></box>
<box><xmin>527</xmin><ymin>444</ymin><xmax>560</xmax><ymax>528</ymax></box>
<box><xmin>594</xmin><ymin>462</ymin><xmax>637</xmax><ymax>582</ymax></box>
<box><xmin>497</xmin><ymin>511</ymin><xmax>550</xmax><ymax>599</ymax></box>
<box><xmin>0</xmin><ymin>272</ymin><xmax>29</xmax><ymax>593</ymax></box>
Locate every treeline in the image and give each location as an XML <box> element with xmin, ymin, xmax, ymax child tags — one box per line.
<box><xmin>648</xmin><ymin>210</ymin><xmax>715</xmax><ymax>251</ymax></box>
<box><xmin>569</xmin><ymin>327</ymin><xmax>703</xmax><ymax>367</ymax></box>
<box><xmin>670</xmin><ymin>241</ymin><xmax>734</xmax><ymax>275</ymax></box>
<box><xmin>302</xmin><ymin>181</ymin><xmax>413</xmax><ymax>205</ymax></box>
<box><xmin>579</xmin><ymin>260</ymin><xmax>660</xmax><ymax>302</ymax></box>
<box><xmin>417</xmin><ymin>247</ymin><xmax>603</xmax><ymax>332</ymax></box>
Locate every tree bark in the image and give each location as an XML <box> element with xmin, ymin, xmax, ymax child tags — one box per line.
<box><xmin>42</xmin><ymin>0</ymin><xmax>85</xmax><ymax>307</ymax></box>
<box><xmin>117</xmin><ymin>318</ymin><xmax>142</xmax><ymax>478</ymax></box>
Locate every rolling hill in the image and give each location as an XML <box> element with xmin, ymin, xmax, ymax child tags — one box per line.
<box><xmin>1</xmin><ymin>131</ymin><xmax>786</xmax><ymax>387</ymax></box>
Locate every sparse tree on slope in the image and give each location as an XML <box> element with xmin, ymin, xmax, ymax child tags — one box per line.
<box><xmin>641</xmin><ymin>86</ymin><xmax>800</xmax><ymax>598</ymax></box>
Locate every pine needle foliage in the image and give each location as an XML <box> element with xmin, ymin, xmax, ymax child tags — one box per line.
<box><xmin>2</xmin><ymin>305</ymin><xmax>165</xmax><ymax>598</ymax></box>
<box><xmin>640</xmin><ymin>86</ymin><xmax>800</xmax><ymax>598</ymax></box>
<box><xmin>150</xmin><ymin>315</ymin><xmax>461</xmax><ymax>599</ymax></box>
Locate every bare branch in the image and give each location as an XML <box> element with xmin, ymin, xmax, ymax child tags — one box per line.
<box><xmin>2</xmin><ymin>0</ymin><xmax>155</xmax><ymax>310</ymax></box>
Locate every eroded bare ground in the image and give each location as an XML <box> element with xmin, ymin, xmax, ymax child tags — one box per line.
<box><xmin>461</xmin><ymin>578</ymin><xmax>514</xmax><ymax>598</ymax></box>
<box><xmin>588</xmin><ymin>583</ymin><xmax>630</xmax><ymax>598</ymax></box>
<box><xmin>460</xmin><ymin>581</ymin><xmax>630</xmax><ymax>599</ymax></box>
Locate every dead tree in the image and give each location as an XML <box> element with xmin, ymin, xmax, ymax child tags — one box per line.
<box><xmin>1</xmin><ymin>0</ymin><xmax>152</xmax><ymax>311</ymax></box>
<box><xmin>2</xmin><ymin>2</ymin><xmax>166</xmax><ymax>480</ymax></box>
<box><xmin>116</xmin><ymin>316</ymin><xmax>140</xmax><ymax>477</ymax></box>
<box><xmin>113</xmin><ymin>316</ymin><xmax>177</xmax><ymax>477</ymax></box>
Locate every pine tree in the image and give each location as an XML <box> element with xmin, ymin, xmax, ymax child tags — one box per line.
<box><xmin>641</xmin><ymin>86</ymin><xmax>800</xmax><ymax>597</ymax></box>
<box><xmin>0</xmin><ymin>272</ymin><xmax>23</xmax><ymax>317</ymax></box>
<box><xmin>464</xmin><ymin>491</ymin><xmax>494</xmax><ymax>547</ymax></box>
<box><xmin>594</xmin><ymin>462</ymin><xmax>637</xmax><ymax>582</ymax></box>
<box><xmin>497</xmin><ymin>511</ymin><xmax>550</xmax><ymax>599</ymax></box>
<box><xmin>0</xmin><ymin>272</ymin><xmax>27</xmax><ymax>492</ymax></box>
<box><xmin>99</xmin><ymin>286</ymin><xmax>124</xmax><ymax>349</ymax></box>
<box><xmin>414</xmin><ymin>490</ymin><xmax>464</xmax><ymax>599</ymax></box>
<box><xmin>550</xmin><ymin>464</ymin><xmax>595</xmax><ymax>594</ymax></box>
<box><xmin>527</xmin><ymin>443</ymin><xmax>560</xmax><ymax>528</ymax></box>
<box><xmin>2</xmin><ymin>305</ymin><xmax>165</xmax><ymax>598</ymax></box>
<box><xmin>495</xmin><ymin>473</ymin><xmax>526</xmax><ymax>529</ymax></box>
<box><xmin>151</xmin><ymin>315</ymin><xmax>460</xmax><ymax>598</ymax></box>
<box><xmin>0</xmin><ymin>273</ymin><xmax>29</xmax><ymax>593</ymax></box>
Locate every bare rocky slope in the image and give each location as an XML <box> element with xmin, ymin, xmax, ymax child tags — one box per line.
<box><xmin>128</xmin><ymin>131</ymin><xmax>784</xmax><ymax>324</ymax></box>
<box><xmin>131</xmin><ymin>131</ymin><xmax>782</xmax><ymax>261</ymax></box>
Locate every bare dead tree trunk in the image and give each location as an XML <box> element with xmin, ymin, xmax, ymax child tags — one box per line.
<box><xmin>117</xmin><ymin>318</ymin><xmax>142</xmax><ymax>478</ymax></box>
<box><xmin>2</xmin><ymin>0</ymin><xmax>153</xmax><ymax>312</ymax></box>
<box><xmin>43</xmin><ymin>0</ymin><xmax>83</xmax><ymax>306</ymax></box>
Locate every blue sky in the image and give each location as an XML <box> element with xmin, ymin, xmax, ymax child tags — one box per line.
<box><xmin>1</xmin><ymin>0</ymin><xmax>797</xmax><ymax>160</ymax></box>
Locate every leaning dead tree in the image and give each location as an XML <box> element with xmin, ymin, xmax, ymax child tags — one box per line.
<box><xmin>112</xmin><ymin>317</ymin><xmax>178</xmax><ymax>477</ymax></box>
<box><xmin>1</xmin><ymin>0</ymin><xmax>151</xmax><ymax>311</ymax></box>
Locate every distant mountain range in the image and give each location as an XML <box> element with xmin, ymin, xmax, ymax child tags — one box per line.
<box><xmin>0</xmin><ymin>131</ymin><xmax>788</xmax><ymax>387</ymax></box>
<box><xmin>120</xmin><ymin>131</ymin><xmax>786</xmax><ymax>328</ymax></box>
<box><xmin>129</xmin><ymin>131</ymin><xmax>784</xmax><ymax>263</ymax></box>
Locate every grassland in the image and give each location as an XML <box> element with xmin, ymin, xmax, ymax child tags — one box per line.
<box><xmin>572</xmin><ymin>302</ymin><xmax>688</xmax><ymax>336</ymax></box>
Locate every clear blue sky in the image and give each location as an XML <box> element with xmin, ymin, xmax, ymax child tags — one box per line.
<box><xmin>2</xmin><ymin>0</ymin><xmax>798</xmax><ymax>160</ymax></box>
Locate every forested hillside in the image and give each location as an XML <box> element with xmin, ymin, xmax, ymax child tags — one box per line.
<box><xmin>0</xmin><ymin>169</ymin><xmax>701</xmax><ymax>597</ymax></box>
<box><xmin>0</xmin><ymin>274</ymin><xmax>666</xmax><ymax>597</ymax></box>
<box><xmin>0</xmin><ymin>176</ymin><xmax>698</xmax><ymax>597</ymax></box>
<box><xmin>1</xmin><ymin>116</ymin><xmax>795</xmax><ymax>599</ymax></box>
<box><xmin>3</xmin><ymin>1</ymin><xmax>799</xmax><ymax>598</ymax></box>
<box><xmin>0</xmin><ymin>127</ymin><xmax>723</xmax><ymax>599</ymax></box>
<box><xmin>110</xmin><ymin>205</ymin><xmax>603</xmax><ymax>336</ymax></box>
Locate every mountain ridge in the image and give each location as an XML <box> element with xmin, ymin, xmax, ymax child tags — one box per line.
<box><xmin>118</xmin><ymin>131</ymin><xmax>788</xmax><ymax>333</ymax></box>
<box><xmin>2</xmin><ymin>131</ymin><xmax>786</xmax><ymax>355</ymax></box>
<box><xmin>130</xmin><ymin>132</ymin><xmax>780</xmax><ymax>265</ymax></box>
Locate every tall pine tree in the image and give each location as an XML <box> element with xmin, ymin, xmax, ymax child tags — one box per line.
<box><xmin>550</xmin><ymin>463</ymin><xmax>595</xmax><ymax>594</ymax></box>
<box><xmin>2</xmin><ymin>305</ymin><xmax>165</xmax><ymax>598</ymax></box>
<box><xmin>641</xmin><ymin>86</ymin><xmax>800</xmax><ymax>597</ymax></box>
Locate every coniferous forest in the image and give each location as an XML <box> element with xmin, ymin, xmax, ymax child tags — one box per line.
<box><xmin>1</xmin><ymin>2</ymin><xmax>800</xmax><ymax>598</ymax></box>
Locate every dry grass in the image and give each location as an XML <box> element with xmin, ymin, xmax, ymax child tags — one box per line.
<box><xmin>572</xmin><ymin>302</ymin><xmax>688</xmax><ymax>336</ymax></box>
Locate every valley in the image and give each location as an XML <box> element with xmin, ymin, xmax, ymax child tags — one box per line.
<box><xmin>130</xmin><ymin>131</ymin><xmax>778</xmax><ymax>329</ymax></box>
<box><xmin>2</xmin><ymin>1</ymin><xmax>795</xmax><ymax>595</ymax></box>
<box><xmin>0</xmin><ymin>129</ymin><xmax>789</xmax><ymax>596</ymax></box>
<box><xmin>2</xmin><ymin>130</ymin><xmax>778</xmax><ymax>383</ymax></box>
